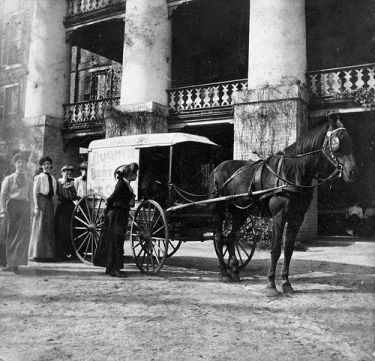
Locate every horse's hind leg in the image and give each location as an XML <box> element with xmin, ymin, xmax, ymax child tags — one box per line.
<box><xmin>213</xmin><ymin>208</ymin><xmax>231</xmax><ymax>282</ymax></box>
<box><xmin>266</xmin><ymin>211</ymin><xmax>286</xmax><ymax>297</ymax></box>
<box><xmin>281</xmin><ymin>215</ymin><xmax>304</xmax><ymax>294</ymax></box>
<box><xmin>226</xmin><ymin>213</ymin><xmax>245</xmax><ymax>282</ymax></box>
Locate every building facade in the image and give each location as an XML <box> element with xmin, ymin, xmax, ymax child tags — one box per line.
<box><xmin>0</xmin><ymin>0</ymin><xmax>374</xmax><ymax>238</ymax></box>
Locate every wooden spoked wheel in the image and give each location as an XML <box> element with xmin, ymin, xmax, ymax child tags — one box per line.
<box><xmin>131</xmin><ymin>200</ymin><xmax>169</xmax><ymax>275</ymax></box>
<box><xmin>71</xmin><ymin>193</ymin><xmax>107</xmax><ymax>264</ymax></box>
<box><xmin>214</xmin><ymin>215</ymin><xmax>259</xmax><ymax>269</ymax></box>
<box><xmin>166</xmin><ymin>224</ymin><xmax>182</xmax><ymax>258</ymax></box>
<box><xmin>166</xmin><ymin>239</ymin><xmax>182</xmax><ymax>258</ymax></box>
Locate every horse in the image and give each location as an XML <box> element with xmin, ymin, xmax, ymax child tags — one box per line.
<box><xmin>208</xmin><ymin>115</ymin><xmax>357</xmax><ymax>296</ymax></box>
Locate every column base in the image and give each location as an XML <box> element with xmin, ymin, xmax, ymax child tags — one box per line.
<box><xmin>233</xmin><ymin>84</ymin><xmax>309</xmax><ymax>160</ymax></box>
<box><xmin>104</xmin><ymin>101</ymin><xmax>168</xmax><ymax>138</ymax></box>
<box><xmin>233</xmin><ymin>83</ymin><xmax>316</xmax><ymax>240</ymax></box>
<box><xmin>20</xmin><ymin>115</ymin><xmax>78</xmax><ymax>178</ymax></box>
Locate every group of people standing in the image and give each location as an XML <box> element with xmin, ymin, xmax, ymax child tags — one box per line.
<box><xmin>0</xmin><ymin>151</ymin><xmax>139</xmax><ymax>278</ymax></box>
<box><xmin>0</xmin><ymin>152</ymin><xmax>87</xmax><ymax>273</ymax></box>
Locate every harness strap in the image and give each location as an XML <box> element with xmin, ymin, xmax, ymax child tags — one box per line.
<box><xmin>215</xmin><ymin>164</ymin><xmax>249</xmax><ymax>195</ymax></box>
<box><xmin>263</xmin><ymin>159</ymin><xmax>340</xmax><ymax>191</ymax></box>
<box><xmin>251</xmin><ymin>161</ymin><xmax>264</xmax><ymax>192</ymax></box>
<box><xmin>275</xmin><ymin>157</ymin><xmax>284</xmax><ymax>188</ymax></box>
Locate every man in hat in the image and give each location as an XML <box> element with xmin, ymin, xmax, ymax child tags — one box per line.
<box><xmin>0</xmin><ymin>151</ymin><xmax>33</xmax><ymax>273</ymax></box>
<box><xmin>74</xmin><ymin>161</ymin><xmax>87</xmax><ymax>198</ymax></box>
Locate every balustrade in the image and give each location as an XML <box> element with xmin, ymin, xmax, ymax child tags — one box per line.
<box><xmin>67</xmin><ymin>0</ymin><xmax>125</xmax><ymax>16</ymax></box>
<box><xmin>167</xmin><ymin>79</ymin><xmax>248</xmax><ymax>113</ymax></box>
<box><xmin>64</xmin><ymin>97</ymin><xmax>120</xmax><ymax>128</ymax></box>
<box><xmin>307</xmin><ymin>63</ymin><xmax>375</xmax><ymax>98</ymax></box>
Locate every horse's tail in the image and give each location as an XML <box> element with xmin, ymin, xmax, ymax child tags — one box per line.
<box><xmin>207</xmin><ymin>166</ymin><xmax>220</xmax><ymax>200</ymax></box>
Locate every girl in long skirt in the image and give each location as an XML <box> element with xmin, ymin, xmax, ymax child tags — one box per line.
<box><xmin>0</xmin><ymin>151</ymin><xmax>33</xmax><ymax>274</ymax></box>
<box><xmin>29</xmin><ymin>156</ymin><xmax>57</xmax><ymax>261</ymax></box>
<box><xmin>94</xmin><ymin>163</ymin><xmax>138</xmax><ymax>277</ymax></box>
<box><xmin>55</xmin><ymin>165</ymin><xmax>79</xmax><ymax>260</ymax></box>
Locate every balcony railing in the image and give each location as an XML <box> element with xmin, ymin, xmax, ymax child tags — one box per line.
<box><xmin>67</xmin><ymin>0</ymin><xmax>125</xmax><ymax>17</ymax></box>
<box><xmin>307</xmin><ymin>63</ymin><xmax>375</xmax><ymax>98</ymax></box>
<box><xmin>167</xmin><ymin>79</ymin><xmax>248</xmax><ymax>114</ymax></box>
<box><xmin>64</xmin><ymin>97</ymin><xmax>120</xmax><ymax>128</ymax></box>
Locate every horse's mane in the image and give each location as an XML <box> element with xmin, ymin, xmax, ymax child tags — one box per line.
<box><xmin>283</xmin><ymin>120</ymin><xmax>329</xmax><ymax>155</ymax></box>
<box><xmin>276</xmin><ymin>120</ymin><xmax>330</xmax><ymax>182</ymax></box>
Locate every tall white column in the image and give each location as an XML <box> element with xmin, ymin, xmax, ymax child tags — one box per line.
<box><xmin>120</xmin><ymin>0</ymin><xmax>171</xmax><ymax>107</ymax></box>
<box><xmin>248</xmin><ymin>0</ymin><xmax>307</xmax><ymax>88</ymax></box>
<box><xmin>234</xmin><ymin>0</ymin><xmax>315</xmax><ymax>240</ymax></box>
<box><xmin>24</xmin><ymin>0</ymin><xmax>70</xmax><ymax>119</ymax></box>
<box><xmin>22</xmin><ymin>0</ymin><xmax>70</xmax><ymax>179</ymax></box>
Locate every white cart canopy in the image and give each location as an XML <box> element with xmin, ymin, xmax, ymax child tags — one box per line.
<box><xmin>88</xmin><ymin>133</ymin><xmax>218</xmax><ymax>150</ymax></box>
<box><xmin>87</xmin><ymin>133</ymin><xmax>217</xmax><ymax>198</ymax></box>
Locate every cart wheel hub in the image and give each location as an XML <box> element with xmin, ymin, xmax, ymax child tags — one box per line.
<box><xmin>87</xmin><ymin>223</ymin><xmax>96</xmax><ymax>232</ymax></box>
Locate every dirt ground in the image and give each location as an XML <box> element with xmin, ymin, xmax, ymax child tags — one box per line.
<box><xmin>0</xmin><ymin>238</ymin><xmax>375</xmax><ymax>361</ymax></box>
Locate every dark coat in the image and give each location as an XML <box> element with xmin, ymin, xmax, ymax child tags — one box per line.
<box><xmin>93</xmin><ymin>179</ymin><xmax>134</xmax><ymax>270</ymax></box>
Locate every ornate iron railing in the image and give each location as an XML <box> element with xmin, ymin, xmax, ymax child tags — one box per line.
<box><xmin>64</xmin><ymin>97</ymin><xmax>120</xmax><ymax>128</ymax></box>
<box><xmin>167</xmin><ymin>79</ymin><xmax>248</xmax><ymax>113</ymax></box>
<box><xmin>307</xmin><ymin>63</ymin><xmax>375</xmax><ymax>98</ymax></box>
<box><xmin>67</xmin><ymin>0</ymin><xmax>125</xmax><ymax>16</ymax></box>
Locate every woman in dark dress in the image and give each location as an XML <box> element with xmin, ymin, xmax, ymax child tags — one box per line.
<box><xmin>94</xmin><ymin>163</ymin><xmax>138</xmax><ymax>277</ymax></box>
<box><xmin>0</xmin><ymin>151</ymin><xmax>33</xmax><ymax>273</ymax></box>
<box><xmin>55</xmin><ymin>165</ymin><xmax>79</xmax><ymax>260</ymax></box>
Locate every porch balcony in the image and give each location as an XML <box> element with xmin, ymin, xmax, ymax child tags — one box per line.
<box><xmin>63</xmin><ymin>97</ymin><xmax>120</xmax><ymax>132</ymax></box>
<box><xmin>307</xmin><ymin>63</ymin><xmax>375</xmax><ymax>112</ymax></box>
<box><xmin>65</xmin><ymin>0</ymin><xmax>125</xmax><ymax>29</ymax></box>
<box><xmin>167</xmin><ymin>79</ymin><xmax>248</xmax><ymax>123</ymax></box>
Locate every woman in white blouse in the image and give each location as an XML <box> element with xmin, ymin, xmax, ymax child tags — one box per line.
<box><xmin>29</xmin><ymin>156</ymin><xmax>57</xmax><ymax>260</ymax></box>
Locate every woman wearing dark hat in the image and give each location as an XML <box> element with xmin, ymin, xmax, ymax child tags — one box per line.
<box><xmin>55</xmin><ymin>165</ymin><xmax>79</xmax><ymax>260</ymax></box>
<box><xmin>29</xmin><ymin>156</ymin><xmax>57</xmax><ymax>260</ymax></box>
<box><xmin>0</xmin><ymin>151</ymin><xmax>33</xmax><ymax>273</ymax></box>
<box><xmin>94</xmin><ymin>162</ymin><xmax>138</xmax><ymax>277</ymax></box>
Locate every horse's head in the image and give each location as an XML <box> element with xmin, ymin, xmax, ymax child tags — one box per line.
<box><xmin>322</xmin><ymin>115</ymin><xmax>357</xmax><ymax>183</ymax></box>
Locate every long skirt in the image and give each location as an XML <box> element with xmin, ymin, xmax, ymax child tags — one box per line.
<box><xmin>55</xmin><ymin>201</ymin><xmax>75</xmax><ymax>259</ymax></box>
<box><xmin>93</xmin><ymin>206</ymin><xmax>128</xmax><ymax>271</ymax></box>
<box><xmin>0</xmin><ymin>216</ymin><xmax>7</xmax><ymax>266</ymax></box>
<box><xmin>5</xmin><ymin>199</ymin><xmax>31</xmax><ymax>267</ymax></box>
<box><xmin>29</xmin><ymin>195</ymin><xmax>55</xmax><ymax>259</ymax></box>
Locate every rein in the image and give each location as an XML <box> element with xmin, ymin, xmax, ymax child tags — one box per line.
<box><xmin>260</xmin><ymin>126</ymin><xmax>347</xmax><ymax>190</ymax></box>
<box><xmin>216</xmin><ymin>126</ymin><xmax>347</xmax><ymax>196</ymax></box>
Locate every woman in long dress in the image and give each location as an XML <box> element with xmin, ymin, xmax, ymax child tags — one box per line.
<box><xmin>94</xmin><ymin>163</ymin><xmax>138</xmax><ymax>277</ymax></box>
<box><xmin>29</xmin><ymin>156</ymin><xmax>57</xmax><ymax>261</ymax></box>
<box><xmin>55</xmin><ymin>165</ymin><xmax>79</xmax><ymax>260</ymax></box>
<box><xmin>0</xmin><ymin>151</ymin><xmax>33</xmax><ymax>273</ymax></box>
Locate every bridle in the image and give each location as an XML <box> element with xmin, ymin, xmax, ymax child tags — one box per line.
<box><xmin>260</xmin><ymin>125</ymin><xmax>349</xmax><ymax>190</ymax></box>
<box><xmin>321</xmin><ymin>127</ymin><xmax>347</xmax><ymax>178</ymax></box>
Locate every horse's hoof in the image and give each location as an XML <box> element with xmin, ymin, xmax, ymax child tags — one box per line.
<box><xmin>282</xmin><ymin>282</ymin><xmax>294</xmax><ymax>294</ymax></box>
<box><xmin>230</xmin><ymin>273</ymin><xmax>241</xmax><ymax>282</ymax></box>
<box><xmin>219</xmin><ymin>272</ymin><xmax>231</xmax><ymax>283</ymax></box>
<box><xmin>265</xmin><ymin>286</ymin><xmax>279</xmax><ymax>297</ymax></box>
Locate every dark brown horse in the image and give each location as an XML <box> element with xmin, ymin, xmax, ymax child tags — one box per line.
<box><xmin>208</xmin><ymin>116</ymin><xmax>357</xmax><ymax>296</ymax></box>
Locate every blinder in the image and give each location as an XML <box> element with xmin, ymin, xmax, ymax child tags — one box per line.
<box><xmin>322</xmin><ymin>127</ymin><xmax>347</xmax><ymax>176</ymax></box>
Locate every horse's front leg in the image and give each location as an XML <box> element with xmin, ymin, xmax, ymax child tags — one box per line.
<box><xmin>266</xmin><ymin>211</ymin><xmax>286</xmax><ymax>296</ymax></box>
<box><xmin>281</xmin><ymin>215</ymin><xmax>304</xmax><ymax>294</ymax></box>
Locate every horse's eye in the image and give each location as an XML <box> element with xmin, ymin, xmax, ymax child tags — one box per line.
<box><xmin>331</xmin><ymin>137</ymin><xmax>340</xmax><ymax>152</ymax></box>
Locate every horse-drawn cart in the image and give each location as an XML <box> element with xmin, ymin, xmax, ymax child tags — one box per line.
<box><xmin>70</xmin><ymin>133</ymin><xmax>277</xmax><ymax>275</ymax></box>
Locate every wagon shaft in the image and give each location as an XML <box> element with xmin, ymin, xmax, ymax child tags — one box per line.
<box><xmin>165</xmin><ymin>185</ymin><xmax>287</xmax><ymax>213</ymax></box>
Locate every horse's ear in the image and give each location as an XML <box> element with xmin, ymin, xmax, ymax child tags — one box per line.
<box><xmin>327</xmin><ymin>112</ymin><xmax>335</xmax><ymax>129</ymax></box>
<box><xmin>327</xmin><ymin>112</ymin><xmax>343</xmax><ymax>129</ymax></box>
<box><xmin>336</xmin><ymin>119</ymin><xmax>344</xmax><ymax>128</ymax></box>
